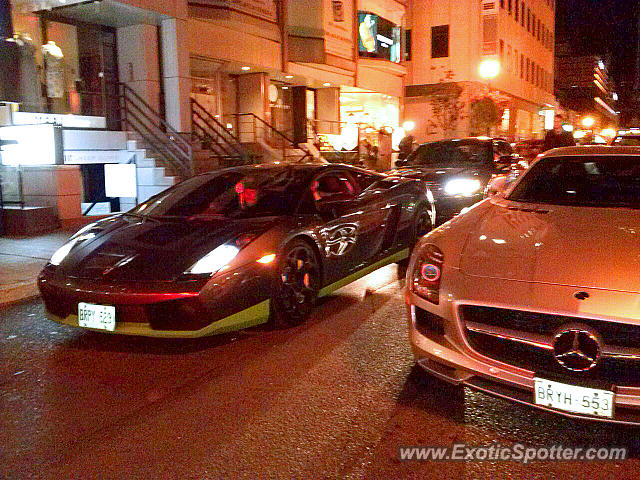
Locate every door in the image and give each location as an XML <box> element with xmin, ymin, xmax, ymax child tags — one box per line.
<box><xmin>76</xmin><ymin>25</ymin><xmax>119</xmax><ymax>129</ymax></box>
<box><xmin>308</xmin><ymin>168</ymin><xmax>388</xmax><ymax>284</ymax></box>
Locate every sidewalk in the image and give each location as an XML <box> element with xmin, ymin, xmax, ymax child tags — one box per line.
<box><xmin>0</xmin><ymin>229</ymin><xmax>74</xmax><ymax>306</ymax></box>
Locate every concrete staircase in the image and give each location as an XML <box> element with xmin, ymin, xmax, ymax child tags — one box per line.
<box><xmin>122</xmin><ymin>136</ymin><xmax>178</xmax><ymax>207</ymax></box>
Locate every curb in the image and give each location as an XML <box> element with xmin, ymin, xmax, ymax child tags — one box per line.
<box><xmin>0</xmin><ymin>281</ymin><xmax>40</xmax><ymax>307</ymax></box>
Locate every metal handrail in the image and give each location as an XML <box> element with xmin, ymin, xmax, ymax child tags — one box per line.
<box><xmin>190</xmin><ymin>98</ymin><xmax>244</xmax><ymax>145</ymax></box>
<box><xmin>121</xmin><ymin>83</ymin><xmax>192</xmax><ymax>155</ymax></box>
<box><xmin>190</xmin><ymin>98</ymin><xmax>249</xmax><ymax>166</ymax></box>
<box><xmin>124</xmin><ymin>112</ymin><xmax>192</xmax><ymax>179</ymax></box>
<box><xmin>224</xmin><ymin>113</ymin><xmax>312</xmax><ymax>162</ymax></box>
<box><xmin>119</xmin><ymin>83</ymin><xmax>193</xmax><ymax>178</ymax></box>
<box><xmin>192</xmin><ymin>109</ymin><xmax>243</xmax><ymax>158</ymax></box>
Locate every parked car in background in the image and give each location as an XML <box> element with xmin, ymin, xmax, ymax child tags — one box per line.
<box><xmin>611</xmin><ymin>132</ymin><xmax>640</xmax><ymax>146</ymax></box>
<box><xmin>391</xmin><ymin>137</ymin><xmax>522</xmax><ymax>224</ymax></box>
<box><xmin>38</xmin><ymin>163</ymin><xmax>435</xmax><ymax>338</ymax></box>
<box><xmin>514</xmin><ymin>138</ymin><xmax>544</xmax><ymax>165</ymax></box>
<box><xmin>406</xmin><ymin>145</ymin><xmax>640</xmax><ymax>424</ymax></box>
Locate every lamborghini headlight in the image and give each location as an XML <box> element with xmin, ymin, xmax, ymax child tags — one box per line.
<box><xmin>184</xmin><ymin>244</ymin><xmax>240</xmax><ymax>275</ymax></box>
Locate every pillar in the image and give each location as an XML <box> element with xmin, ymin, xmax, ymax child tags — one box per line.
<box><xmin>117</xmin><ymin>24</ymin><xmax>161</xmax><ymax>112</ymax></box>
<box><xmin>161</xmin><ymin>17</ymin><xmax>191</xmax><ymax>133</ymax></box>
<box><xmin>237</xmin><ymin>73</ymin><xmax>269</xmax><ymax>142</ymax></box>
<box><xmin>316</xmin><ymin>87</ymin><xmax>340</xmax><ymax>134</ymax></box>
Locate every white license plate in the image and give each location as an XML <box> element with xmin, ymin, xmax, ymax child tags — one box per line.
<box><xmin>78</xmin><ymin>302</ymin><xmax>116</xmax><ymax>331</ymax></box>
<box><xmin>534</xmin><ymin>377</ymin><xmax>614</xmax><ymax>418</ymax></box>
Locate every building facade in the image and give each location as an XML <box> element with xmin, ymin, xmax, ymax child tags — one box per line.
<box><xmin>404</xmin><ymin>0</ymin><xmax>556</xmax><ymax>142</ymax></box>
<box><xmin>555</xmin><ymin>53</ymin><xmax>618</xmax><ymax>133</ymax></box>
<box><xmin>1</xmin><ymin>0</ymin><xmax>410</xmax><ymax>231</ymax></box>
<box><xmin>6</xmin><ymin>0</ymin><xmax>408</xmax><ymax>139</ymax></box>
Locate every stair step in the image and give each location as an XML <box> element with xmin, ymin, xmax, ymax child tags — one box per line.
<box><xmin>136</xmin><ymin>166</ymin><xmax>169</xmax><ymax>185</ymax></box>
<box><xmin>138</xmin><ymin>185</ymin><xmax>171</xmax><ymax>203</ymax></box>
<box><xmin>136</xmin><ymin>158</ymin><xmax>156</xmax><ymax>168</ymax></box>
<box><xmin>155</xmin><ymin>176</ymin><xmax>176</xmax><ymax>186</ymax></box>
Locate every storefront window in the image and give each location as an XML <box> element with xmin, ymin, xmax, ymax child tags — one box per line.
<box><xmin>269</xmin><ymin>81</ymin><xmax>293</xmax><ymax>137</ymax></box>
<box><xmin>340</xmin><ymin>90</ymin><xmax>399</xmax><ymax>131</ymax></box>
<box><xmin>8</xmin><ymin>12</ymin><xmax>119</xmax><ymax>127</ymax></box>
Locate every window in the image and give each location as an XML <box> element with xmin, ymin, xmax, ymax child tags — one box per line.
<box><xmin>507</xmin><ymin>45</ymin><xmax>512</xmax><ymax>72</ymax></box>
<box><xmin>130</xmin><ymin>169</ymin><xmax>309</xmax><ymax>219</ymax></box>
<box><xmin>520</xmin><ymin>54</ymin><xmax>524</xmax><ymax>79</ymax></box>
<box><xmin>521</xmin><ymin>3</ymin><xmax>526</xmax><ymax>26</ymax></box>
<box><xmin>526</xmin><ymin>57</ymin><xmax>530</xmax><ymax>82</ymax></box>
<box><xmin>404</xmin><ymin>29</ymin><xmax>412</xmax><ymax>61</ymax></box>
<box><xmin>532</xmin><ymin>14</ymin><xmax>536</xmax><ymax>36</ymax></box>
<box><xmin>406</xmin><ymin>140</ymin><xmax>492</xmax><ymax>168</ymax></box>
<box><xmin>311</xmin><ymin>172</ymin><xmax>357</xmax><ymax>202</ymax></box>
<box><xmin>499</xmin><ymin>39</ymin><xmax>504</xmax><ymax>61</ymax></box>
<box><xmin>431</xmin><ymin>25</ymin><xmax>449</xmax><ymax>58</ymax></box>
<box><xmin>532</xmin><ymin>61</ymin><xmax>536</xmax><ymax>84</ymax></box>
<box><xmin>508</xmin><ymin>156</ymin><xmax>640</xmax><ymax>208</ymax></box>
<box><xmin>508</xmin><ymin>0</ymin><xmax>512</xmax><ymax>14</ymax></box>
<box><xmin>537</xmin><ymin>19</ymin><xmax>541</xmax><ymax>40</ymax></box>
<box><xmin>494</xmin><ymin>140</ymin><xmax>514</xmax><ymax>157</ymax></box>
<box><xmin>515</xmin><ymin>0</ymin><xmax>519</xmax><ymax>21</ymax></box>
<box><xmin>350</xmin><ymin>171</ymin><xmax>380</xmax><ymax>192</ymax></box>
<box><xmin>527</xmin><ymin>8</ymin><xmax>530</xmax><ymax>32</ymax></box>
<box><xmin>500</xmin><ymin>0</ymin><xmax>505</xmax><ymax>8</ymax></box>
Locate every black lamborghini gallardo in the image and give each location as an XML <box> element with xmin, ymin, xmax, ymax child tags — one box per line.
<box><xmin>38</xmin><ymin>163</ymin><xmax>435</xmax><ymax>337</ymax></box>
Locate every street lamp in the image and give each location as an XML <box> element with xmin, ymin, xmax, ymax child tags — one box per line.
<box><xmin>582</xmin><ymin>116</ymin><xmax>595</xmax><ymax>129</ymax></box>
<box><xmin>479</xmin><ymin>59</ymin><xmax>500</xmax><ymax>81</ymax></box>
<box><xmin>478</xmin><ymin>59</ymin><xmax>500</xmax><ymax>135</ymax></box>
<box><xmin>402</xmin><ymin>120</ymin><xmax>415</xmax><ymax>132</ymax></box>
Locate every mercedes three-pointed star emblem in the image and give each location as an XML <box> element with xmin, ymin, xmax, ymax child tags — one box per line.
<box><xmin>552</xmin><ymin>325</ymin><xmax>602</xmax><ymax>372</ymax></box>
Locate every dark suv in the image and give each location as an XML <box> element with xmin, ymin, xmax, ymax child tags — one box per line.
<box><xmin>391</xmin><ymin>137</ymin><xmax>520</xmax><ymax>224</ymax></box>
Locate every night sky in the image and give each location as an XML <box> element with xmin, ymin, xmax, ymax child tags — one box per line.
<box><xmin>556</xmin><ymin>0</ymin><xmax>638</xmax><ymax>88</ymax></box>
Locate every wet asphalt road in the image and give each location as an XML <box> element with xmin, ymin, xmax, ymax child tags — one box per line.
<box><xmin>1</xmin><ymin>264</ymin><xmax>640</xmax><ymax>479</ymax></box>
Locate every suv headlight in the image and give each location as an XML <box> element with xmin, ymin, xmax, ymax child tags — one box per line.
<box><xmin>444</xmin><ymin>178</ymin><xmax>482</xmax><ymax>197</ymax></box>
<box><xmin>411</xmin><ymin>244</ymin><xmax>444</xmax><ymax>304</ymax></box>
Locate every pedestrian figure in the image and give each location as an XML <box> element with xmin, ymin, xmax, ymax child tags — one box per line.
<box><xmin>543</xmin><ymin>114</ymin><xmax>575</xmax><ymax>152</ymax></box>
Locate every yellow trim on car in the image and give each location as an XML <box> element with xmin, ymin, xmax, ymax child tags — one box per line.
<box><xmin>46</xmin><ymin>300</ymin><xmax>271</xmax><ymax>338</ymax></box>
<box><xmin>319</xmin><ymin>248</ymin><xmax>409</xmax><ymax>297</ymax></box>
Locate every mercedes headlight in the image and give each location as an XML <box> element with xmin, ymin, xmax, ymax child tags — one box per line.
<box><xmin>444</xmin><ymin>178</ymin><xmax>482</xmax><ymax>197</ymax></box>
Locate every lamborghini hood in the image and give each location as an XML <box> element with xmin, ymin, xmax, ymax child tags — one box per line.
<box><xmin>55</xmin><ymin>215</ymin><xmax>277</xmax><ymax>282</ymax></box>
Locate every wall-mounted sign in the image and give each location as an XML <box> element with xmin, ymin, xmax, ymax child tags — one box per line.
<box><xmin>197</xmin><ymin>0</ymin><xmax>277</xmax><ymax>23</ymax></box>
<box><xmin>0</xmin><ymin>124</ymin><xmax>57</xmax><ymax>165</ymax></box>
<box><xmin>332</xmin><ymin>0</ymin><xmax>344</xmax><ymax>22</ymax></box>
<box><xmin>358</xmin><ymin>12</ymin><xmax>401</xmax><ymax>63</ymax></box>
<box><xmin>12</xmin><ymin>112</ymin><xmax>106</xmax><ymax>129</ymax></box>
<box><xmin>105</xmin><ymin>164</ymin><xmax>137</xmax><ymax>198</ymax></box>
<box><xmin>63</xmin><ymin>151</ymin><xmax>123</xmax><ymax>165</ymax></box>
<box><xmin>324</xmin><ymin>0</ymin><xmax>353</xmax><ymax>60</ymax></box>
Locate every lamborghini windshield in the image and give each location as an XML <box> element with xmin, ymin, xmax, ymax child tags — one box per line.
<box><xmin>128</xmin><ymin>168</ymin><xmax>309</xmax><ymax>219</ymax></box>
